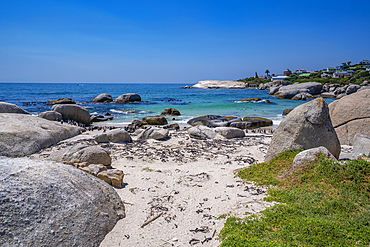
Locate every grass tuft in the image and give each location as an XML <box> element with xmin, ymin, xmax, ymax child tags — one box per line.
<box><xmin>220</xmin><ymin>151</ymin><xmax>370</xmax><ymax>246</ymax></box>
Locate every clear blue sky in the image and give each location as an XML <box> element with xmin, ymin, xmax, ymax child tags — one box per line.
<box><xmin>1</xmin><ymin>0</ymin><xmax>370</xmax><ymax>83</ymax></box>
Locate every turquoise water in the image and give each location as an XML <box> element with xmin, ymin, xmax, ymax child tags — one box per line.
<box><xmin>0</xmin><ymin>83</ymin><xmax>335</xmax><ymax>127</ymax></box>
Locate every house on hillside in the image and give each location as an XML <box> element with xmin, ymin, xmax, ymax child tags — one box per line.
<box><xmin>327</xmin><ymin>67</ymin><xmax>336</xmax><ymax>72</ymax></box>
<box><xmin>284</xmin><ymin>69</ymin><xmax>292</xmax><ymax>76</ymax></box>
<box><xmin>333</xmin><ymin>71</ymin><xmax>352</xmax><ymax>78</ymax></box>
<box><xmin>271</xmin><ymin>75</ymin><xmax>288</xmax><ymax>81</ymax></box>
<box><xmin>321</xmin><ymin>72</ymin><xmax>330</xmax><ymax>78</ymax></box>
<box><xmin>295</xmin><ymin>69</ymin><xmax>306</xmax><ymax>75</ymax></box>
<box><xmin>360</xmin><ymin>60</ymin><xmax>370</xmax><ymax>65</ymax></box>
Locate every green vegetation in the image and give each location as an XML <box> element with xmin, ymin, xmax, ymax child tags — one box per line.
<box><xmin>237</xmin><ymin>77</ymin><xmax>270</xmax><ymax>85</ymax></box>
<box><xmin>219</xmin><ymin>151</ymin><xmax>370</xmax><ymax>246</ymax></box>
<box><xmin>283</xmin><ymin>63</ymin><xmax>370</xmax><ymax>85</ymax></box>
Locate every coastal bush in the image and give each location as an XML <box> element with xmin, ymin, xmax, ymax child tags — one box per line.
<box><xmin>219</xmin><ymin>151</ymin><xmax>370</xmax><ymax>246</ymax></box>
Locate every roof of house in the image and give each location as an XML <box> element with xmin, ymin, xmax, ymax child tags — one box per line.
<box><xmin>299</xmin><ymin>73</ymin><xmax>311</xmax><ymax>77</ymax></box>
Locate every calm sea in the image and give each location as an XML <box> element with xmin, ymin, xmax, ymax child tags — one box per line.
<box><xmin>0</xmin><ymin>83</ymin><xmax>335</xmax><ymax>127</ymax></box>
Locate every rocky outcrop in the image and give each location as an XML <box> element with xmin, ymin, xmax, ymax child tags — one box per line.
<box><xmin>241</xmin><ymin>117</ymin><xmax>273</xmax><ymax>128</ymax></box>
<box><xmin>38</xmin><ymin>110</ymin><xmax>63</xmax><ymax>121</ymax></box>
<box><xmin>0</xmin><ymin>114</ymin><xmax>83</xmax><ymax>157</ymax></box>
<box><xmin>328</xmin><ymin>89</ymin><xmax>370</xmax><ymax>145</ymax></box>
<box><xmin>292</xmin><ymin>146</ymin><xmax>337</xmax><ymax>169</ymax></box>
<box><xmin>282</xmin><ymin>109</ymin><xmax>293</xmax><ymax>116</ymax></box>
<box><xmin>95</xmin><ymin>129</ymin><xmax>132</xmax><ymax>143</ymax></box>
<box><xmin>90</xmin><ymin>115</ymin><xmax>113</xmax><ymax>122</ymax></box>
<box><xmin>351</xmin><ymin>133</ymin><xmax>370</xmax><ymax>159</ymax></box>
<box><xmin>48</xmin><ymin>144</ymin><xmax>112</xmax><ymax>166</ymax></box>
<box><xmin>214</xmin><ymin>127</ymin><xmax>245</xmax><ymax>139</ymax></box>
<box><xmin>161</xmin><ymin>108</ymin><xmax>181</xmax><ymax>116</ymax></box>
<box><xmin>265</xmin><ymin>98</ymin><xmax>340</xmax><ymax>162</ymax></box>
<box><xmin>142</xmin><ymin>116</ymin><xmax>168</xmax><ymax>125</ymax></box>
<box><xmin>136</xmin><ymin>127</ymin><xmax>169</xmax><ymax>140</ymax></box>
<box><xmin>92</xmin><ymin>93</ymin><xmax>113</xmax><ymax>103</ymax></box>
<box><xmin>191</xmin><ymin>80</ymin><xmax>248</xmax><ymax>89</ymax></box>
<box><xmin>113</xmin><ymin>93</ymin><xmax>141</xmax><ymax>103</ymax></box>
<box><xmin>51</xmin><ymin>104</ymin><xmax>91</xmax><ymax>125</ymax></box>
<box><xmin>276</xmin><ymin>82</ymin><xmax>322</xmax><ymax>99</ymax></box>
<box><xmin>0</xmin><ymin>157</ymin><xmax>124</xmax><ymax>247</ymax></box>
<box><xmin>0</xmin><ymin>102</ymin><xmax>30</xmax><ymax>114</ymax></box>
<box><xmin>97</xmin><ymin>170</ymin><xmax>125</xmax><ymax>188</ymax></box>
<box><xmin>188</xmin><ymin>125</ymin><xmax>217</xmax><ymax>139</ymax></box>
<box><xmin>46</xmin><ymin>98</ymin><xmax>75</xmax><ymax>105</ymax></box>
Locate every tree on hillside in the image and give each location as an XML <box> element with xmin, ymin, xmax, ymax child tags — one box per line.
<box><xmin>347</xmin><ymin>61</ymin><xmax>351</xmax><ymax>66</ymax></box>
<box><xmin>265</xmin><ymin>69</ymin><xmax>270</xmax><ymax>76</ymax></box>
<box><xmin>255</xmin><ymin>72</ymin><xmax>259</xmax><ymax>78</ymax></box>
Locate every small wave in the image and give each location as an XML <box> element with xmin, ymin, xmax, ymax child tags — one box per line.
<box><xmin>110</xmin><ymin>109</ymin><xmax>151</xmax><ymax>114</ymax></box>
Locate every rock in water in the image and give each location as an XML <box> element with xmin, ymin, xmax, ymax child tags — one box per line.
<box><xmin>48</xmin><ymin>144</ymin><xmax>112</xmax><ymax>166</ymax></box>
<box><xmin>92</xmin><ymin>93</ymin><xmax>113</xmax><ymax>103</ymax></box>
<box><xmin>113</xmin><ymin>93</ymin><xmax>141</xmax><ymax>103</ymax></box>
<box><xmin>292</xmin><ymin>146</ymin><xmax>337</xmax><ymax>169</ymax></box>
<box><xmin>265</xmin><ymin>98</ymin><xmax>340</xmax><ymax>162</ymax></box>
<box><xmin>161</xmin><ymin>108</ymin><xmax>181</xmax><ymax>116</ymax></box>
<box><xmin>0</xmin><ymin>113</ymin><xmax>83</xmax><ymax>157</ymax></box>
<box><xmin>46</xmin><ymin>98</ymin><xmax>75</xmax><ymax>105</ymax></box>
<box><xmin>0</xmin><ymin>102</ymin><xmax>30</xmax><ymax>114</ymax></box>
<box><xmin>51</xmin><ymin>104</ymin><xmax>91</xmax><ymax>125</ymax></box>
<box><xmin>38</xmin><ymin>110</ymin><xmax>63</xmax><ymax>121</ymax></box>
<box><xmin>329</xmin><ymin>89</ymin><xmax>370</xmax><ymax>145</ymax></box>
<box><xmin>0</xmin><ymin>157</ymin><xmax>124</xmax><ymax>247</ymax></box>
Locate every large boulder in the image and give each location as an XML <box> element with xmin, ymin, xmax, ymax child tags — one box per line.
<box><xmin>292</xmin><ymin>146</ymin><xmax>337</xmax><ymax>169</ymax></box>
<box><xmin>265</xmin><ymin>98</ymin><xmax>340</xmax><ymax>162</ymax></box>
<box><xmin>136</xmin><ymin>127</ymin><xmax>169</xmax><ymax>140</ymax></box>
<box><xmin>51</xmin><ymin>104</ymin><xmax>91</xmax><ymax>125</ymax></box>
<box><xmin>351</xmin><ymin>133</ymin><xmax>370</xmax><ymax>159</ymax></box>
<box><xmin>0</xmin><ymin>114</ymin><xmax>83</xmax><ymax>157</ymax></box>
<box><xmin>113</xmin><ymin>93</ymin><xmax>141</xmax><ymax>103</ymax></box>
<box><xmin>38</xmin><ymin>110</ymin><xmax>63</xmax><ymax>121</ymax></box>
<box><xmin>92</xmin><ymin>93</ymin><xmax>113</xmax><ymax>103</ymax></box>
<box><xmin>346</xmin><ymin>84</ymin><xmax>360</xmax><ymax>95</ymax></box>
<box><xmin>142</xmin><ymin>116</ymin><xmax>168</xmax><ymax>125</ymax></box>
<box><xmin>95</xmin><ymin>129</ymin><xmax>132</xmax><ymax>143</ymax></box>
<box><xmin>188</xmin><ymin>125</ymin><xmax>217</xmax><ymax>139</ymax></box>
<box><xmin>241</xmin><ymin>117</ymin><xmax>273</xmax><ymax>128</ymax></box>
<box><xmin>329</xmin><ymin>89</ymin><xmax>370</xmax><ymax>145</ymax></box>
<box><xmin>46</xmin><ymin>98</ymin><xmax>75</xmax><ymax>105</ymax></box>
<box><xmin>161</xmin><ymin>108</ymin><xmax>181</xmax><ymax>116</ymax></box>
<box><xmin>0</xmin><ymin>157</ymin><xmax>124</xmax><ymax>247</ymax></box>
<box><xmin>276</xmin><ymin>82</ymin><xmax>323</xmax><ymax>99</ymax></box>
<box><xmin>259</xmin><ymin>81</ymin><xmax>289</xmax><ymax>90</ymax></box>
<box><xmin>291</xmin><ymin>92</ymin><xmax>314</xmax><ymax>100</ymax></box>
<box><xmin>48</xmin><ymin>144</ymin><xmax>112</xmax><ymax>166</ymax></box>
<box><xmin>214</xmin><ymin>127</ymin><xmax>245</xmax><ymax>139</ymax></box>
<box><xmin>0</xmin><ymin>102</ymin><xmax>30</xmax><ymax>114</ymax></box>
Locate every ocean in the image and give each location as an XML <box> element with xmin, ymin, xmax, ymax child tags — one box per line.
<box><xmin>0</xmin><ymin>83</ymin><xmax>335</xmax><ymax>127</ymax></box>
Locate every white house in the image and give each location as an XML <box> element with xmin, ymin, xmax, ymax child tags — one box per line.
<box><xmin>271</xmin><ymin>75</ymin><xmax>288</xmax><ymax>81</ymax></box>
<box><xmin>360</xmin><ymin>60</ymin><xmax>370</xmax><ymax>65</ymax></box>
<box><xmin>333</xmin><ymin>71</ymin><xmax>352</xmax><ymax>78</ymax></box>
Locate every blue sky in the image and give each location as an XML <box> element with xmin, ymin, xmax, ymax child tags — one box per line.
<box><xmin>0</xmin><ymin>0</ymin><xmax>370</xmax><ymax>83</ymax></box>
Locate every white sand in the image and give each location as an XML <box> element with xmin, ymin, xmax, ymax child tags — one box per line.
<box><xmin>29</xmin><ymin>129</ymin><xmax>274</xmax><ymax>246</ymax></box>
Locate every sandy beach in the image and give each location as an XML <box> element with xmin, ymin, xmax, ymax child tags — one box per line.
<box><xmin>29</xmin><ymin>128</ymin><xmax>275</xmax><ymax>246</ymax></box>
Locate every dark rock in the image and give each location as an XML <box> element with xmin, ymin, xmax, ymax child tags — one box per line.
<box><xmin>282</xmin><ymin>109</ymin><xmax>293</xmax><ymax>116</ymax></box>
<box><xmin>161</xmin><ymin>108</ymin><xmax>181</xmax><ymax>116</ymax></box>
<box><xmin>92</xmin><ymin>93</ymin><xmax>113</xmax><ymax>103</ymax></box>
<box><xmin>242</xmin><ymin>117</ymin><xmax>273</xmax><ymax>128</ymax></box>
<box><xmin>46</xmin><ymin>98</ymin><xmax>75</xmax><ymax>105</ymax></box>
<box><xmin>142</xmin><ymin>116</ymin><xmax>168</xmax><ymax>125</ymax></box>
<box><xmin>113</xmin><ymin>93</ymin><xmax>141</xmax><ymax>103</ymax></box>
